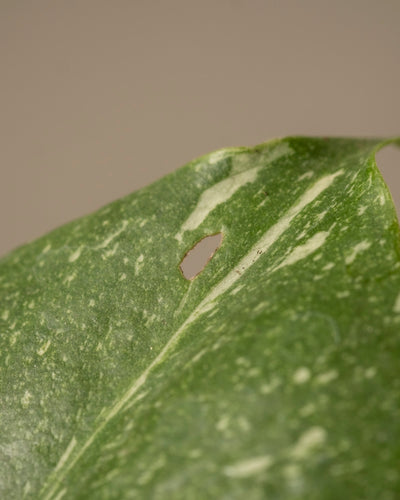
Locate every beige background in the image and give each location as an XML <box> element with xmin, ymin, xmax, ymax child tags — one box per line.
<box><xmin>1</xmin><ymin>1</ymin><xmax>399</xmax><ymax>258</ymax></box>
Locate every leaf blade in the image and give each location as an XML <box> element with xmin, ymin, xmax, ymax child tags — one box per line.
<box><xmin>1</xmin><ymin>137</ymin><xmax>399</xmax><ymax>499</ymax></box>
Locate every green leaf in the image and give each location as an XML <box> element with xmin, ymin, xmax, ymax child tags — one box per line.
<box><xmin>1</xmin><ymin>137</ymin><xmax>400</xmax><ymax>499</ymax></box>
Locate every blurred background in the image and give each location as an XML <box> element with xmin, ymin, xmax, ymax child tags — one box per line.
<box><xmin>0</xmin><ymin>0</ymin><xmax>399</xmax><ymax>257</ymax></box>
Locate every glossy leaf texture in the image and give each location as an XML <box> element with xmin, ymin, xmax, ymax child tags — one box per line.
<box><xmin>1</xmin><ymin>137</ymin><xmax>400</xmax><ymax>499</ymax></box>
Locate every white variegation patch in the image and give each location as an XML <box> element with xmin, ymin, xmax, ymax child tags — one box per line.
<box><xmin>274</xmin><ymin>231</ymin><xmax>330</xmax><ymax>272</ymax></box>
<box><xmin>290</xmin><ymin>427</ymin><xmax>327</xmax><ymax>460</ymax></box>
<box><xmin>68</xmin><ymin>247</ymin><xmax>82</xmax><ymax>263</ymax></box>
<box><xmin>393</xmin><ymin>292</ymin><xmax>400</xmax><ymax>313</ymax></box>
<box><xmin>223</xmin><ymin>455</ymin><xmax>274</xmax><ymax>478</ymax></box>
<box><xmin>345</xmin><ymin>241</ymin><xmax>372</xmax><ymax>265</ymax></box>
<box><xmin>175</xmin><ymin>167</ymin><xmax>262</xmax><ymax>241</ymax></box>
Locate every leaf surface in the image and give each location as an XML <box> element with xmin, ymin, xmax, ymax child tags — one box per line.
<box><xmin>1</xmin><ymin>137</ymin><xmax>400</xmax><ymax>499</ymax></box>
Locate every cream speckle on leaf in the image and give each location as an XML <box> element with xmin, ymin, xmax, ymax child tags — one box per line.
<box><xmin>345</xmin><ymin>240</ymin><xmax>372</xmax><ymax>265</ymax></box>
<box><xmin>293</xmin><ymin>367</ymin><xmax>311</xmax><ymax>384</ymax></box>
<box><xmin>223</xmin><ymin>455</ymin><xmax>274</xmax><ymax>478</ymax></box>
<box><xmin>290</xmin><ymin>427</ymin><xmax>327</xmax><ymax>460</ymax></box>
<box><xmin>393</xmin><ymin>291</ymin><xmax>400</xmax><ymax>313</ymax></box>
<box><xmin>68</xmin><ymin>247</ymin><xmax>82</xmax><ymax>263</ymax></box>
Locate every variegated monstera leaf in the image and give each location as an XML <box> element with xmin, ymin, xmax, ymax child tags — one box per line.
<box><xmin>1</xmin><ymin>137</ymin><xmax>400</xmax><ymax>499</ymax></box>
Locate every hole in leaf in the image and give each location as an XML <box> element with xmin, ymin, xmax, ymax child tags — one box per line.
<box><xmin>179</xmin><ymin>233</ymin><xmax>223</xmax><ymax>280</ymax></box>
<box><xmin>376</xmin><ymin>145</ymin><xmax>400</xmax><ymax>217</ymax></box>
